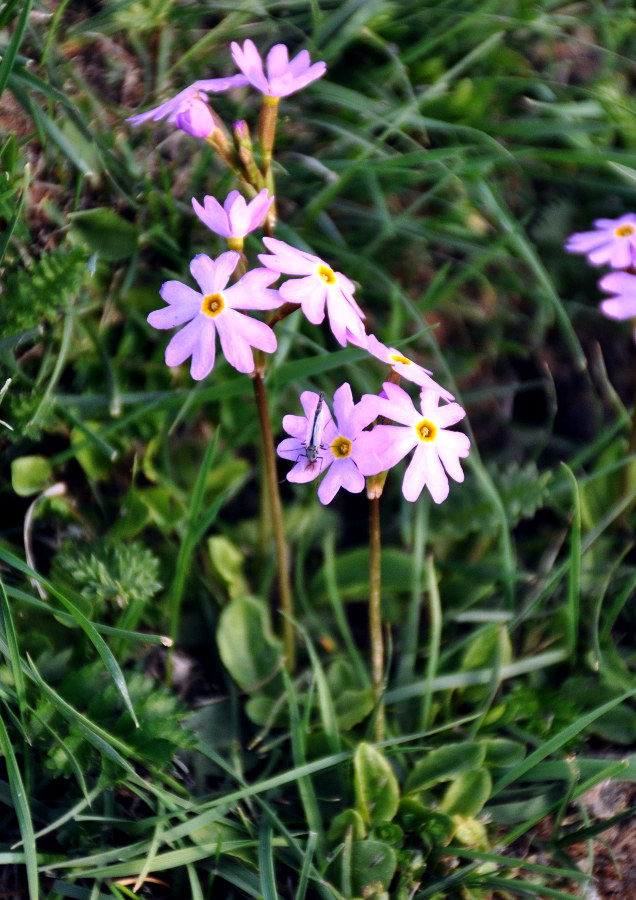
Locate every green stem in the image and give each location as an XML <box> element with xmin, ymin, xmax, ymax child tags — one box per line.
<box><xmin>258</xmin><ymin>95</ymin><xmax>279</xmax><ymax>234</ymax></box>
<box><xmin>251</xmin><ymin>369</ymin><xmax>295</xmax><ymax>671</ymax></box>
<box><xmin>369</xmin><ymin>496</ymin><xmax>384</xmax><ymax>742</ymax></box>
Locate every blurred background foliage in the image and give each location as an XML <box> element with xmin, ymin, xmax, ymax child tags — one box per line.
<box><xmin>2</xmin><ymin>0</ymin><xmax>636</xmax><ymax>898</ymax></box>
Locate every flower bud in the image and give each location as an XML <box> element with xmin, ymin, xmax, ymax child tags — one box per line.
<box><xmin>175</xmin><ymin>98</ymin><xmax>215</xmax><ymax>139</ymax></box>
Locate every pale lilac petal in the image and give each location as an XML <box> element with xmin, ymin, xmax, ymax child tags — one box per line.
<box><xmin>190</xmin><ymin>252</ymin><xmax>239</xmax><ymax>295</ymax></box>
<box><xmin>148</xmin><ymin>302</ymin><xmax>198</xmax><ymax>329</ymax></box>
<box><xmin>599</xmin><ymin>271</ymin><xmax>636</xmax><ymax>294</ymax></box>
<box><xmin>259</xmin><ymin>238</ymin><xmax>320</xmax><ymax>274</ymax></box>
<box><xmin>565</xmin><ymin>231</ymin><xmax>610</xmax><ymax>253</ymax></box>
<box><xmin>164</xmin><ymin>317</ymin><xmax>208</xmax><ymax>367</ymax></box>
<box><xmin>404</xmin><ymin>444</ymin><xmax>449</xmax><ymax>504</ymax></box>
<box><xmin>224</xmin><ymin>268</ymin><xmax>282</xmax><ymax>310</ymax></box>
<box><xmin>599</xmin><ymin>296</ymin><xmax>636</xmax><ymax>319</ymax></box>
<box><xmin>174</xmin><ymin>98</ymin><xmax>214</xmax><ymax>137</ymax></box>
<box><xmin>191</xmin><ymin>76</ymin><xmax>250</xmax><ymax>93</ymax></box>
<box><xmin>277</xmin><ymin>437</ymin><xmax>305</xmax><ymax>461</ymax></box>
<box><xmin>189</xmin><ymin>318</ymin><xmax>217</xmax><ymax>380</ymax></box>
<box><xmin>215</xmin><ymin>310</ymin><xmax>275</xmax><ymax>373</ymax></box>
<box><xmin>606</xmin><ymin>240</ymin><xmax>634</xmax><ymax>269</ymax></box>
<box><xmin>318</xmin><ymin>458</ymin><xmax>364</xmax><ymax>504</ymax></box>
<box><xmin>349</xmin><ymin>393</ymin><xmax>383</xmax><ymax>435</ymax></box>
<box><xmin>287</xmin><ymin>454</ymin><xmax>331</xmax><ymax>483</ymax></box>
<box><xmin>376</xmin><ymin>382</ymin><xmax>419</xmax><ymax>426</ymax></box>
<box><xmin>332</xmin><ymin>382</ymin><xmax>354</xmax><ymax>428</ymax></box>
<box><xmin>352</xmin><ymin>430</ymin><xmax>391</xmax><ymax>476</ymax></box>
<box><xmin>192</xmin><ymin>196</ymin><xmax>230</xmax><ymax>237</ymax></box>
<box><xmin>280</xmin><ymin>276</ymin><xmax>326</xmax><ymax>323</ymax></box>
<box><xmin>325</xmin><ymin>290</ymin><xmax>366</xmax><ymax>347</ymax></box>
<box><xmin>281</xmin><ymin>415</ymin><xmax>307</xmax><ymax>440</ymax></box>
<box><xmin>436</xmin><ymin>431</ymin><xmax>470</xmax><ymax>482</ymax></box>
<box><xmin>226</xmin><ymin>192</ymin><xmax>250</xmax><ymax>235</ymax></box>
<box><xmin>430</xmin><ymin>400</ymin><xmax>467</xmax><ymax>428</ymax></box>
<box><xmin>266</xmin><ymin>44</ymin><xmax>290</xmax><ymax>79</ymax></box>
<box><xmin>367</xmin><ymin>423</ymin><xmax>418</xmax><ymax>469</ymax></box>
<box><xmin>287</xmin><ymin>49</ymin><xmax>311</xmax><ymax>77</ymax></box>
<box><xmin>244</xmin><ymin>189</ymin><xmax>275</xmax><ymax>233</ymax></box>
<box><xmin>158</xmin><ymin>279</ymin><xmax>201</xmax><ymax>310</ymax></box>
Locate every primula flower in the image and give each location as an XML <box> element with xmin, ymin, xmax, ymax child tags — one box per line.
<box><xmin>372</xmin><ymin>382</ymin><xmax>470</xmax><ymax>504</ymax></box>
<box><xmin>277</xmin><ymin>384</ymin><xmax>385</xmax><ymax>505</ymax></box>
<box><xmin>148</xmin><ymin>252</ymin><xmax>282</xmax><ymax>380</ymax></box>
<box><xmin>365</xmin><ymin>334</ymin><xmax>455</xmax><ymax>401</ymax></box>
<box><xmin>598</xmin><ymin>270</ymin><xmax>636</xmax><ymax>334</ymax></box>
<box><xmin>127</xmin><ymin>77</ymin><xmax>247</xmax><ymax>135</ymax></box>
<box><xmin>565</xmin><ymin>214</ymin><xmax>636</xmax><ymax>268</ymax></box>
<box><xmin>258</xmin><ymin>237</ymin><xmax>366</xmax><ymax>346</ymax></box>
<box><xmin>192</xmin><ymin>188</ymin><xmax>273</xmax><ymax>241</ymax></box>
<box><xmin>231</xmin><ymin>40</ymin><xmax>326</xmax><ymax>98</ymax></box>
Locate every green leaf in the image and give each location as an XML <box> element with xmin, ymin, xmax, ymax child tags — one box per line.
<box><xmin>69</xmin><ymin>208</ymin><xmax>138</xmax><ymax>261</ymax></box>
<box><xmin>334</xmin><ymin>687</ymin><xmax>374</xmax><ymax>730</ymax></box>
<box><xmin>0</xmin><ymin>707</ymin><xmax>38</xmax><ymax>900</ymax></box>
<box><xmin>208</xmin><ymin>536</ymin><xmax>249</xmax><ymax>601</ymax></box>
<box><xmin>328</xmin><ymin>840</ymin><xmax>397</xmax><ymax>897</ymax></box>
<box><xmin>480</xmin><ymin>738</ymin><xmax>526</xmax><ymax>768</ymax></box>
<box><xmin>354</xmin><ymin>743</ymin><xmax>400</xmax><ymax>826</ymax></box>
<box><xmin>440</xmin><ymin>769</ymin><xmax>492</xmax><ymax>817</ymax></box>
<box><xmin>10</xmin><ymin>455</ymin><xmax>53</xmax><ymax>496</ymax></box>
<box><xmin>328</xmin><ymin>808</ymin><xmax>367</xmax><ymax>843</ymax></box>
<box><xmin>405</xmin><ymin>742</ymin><xmax>486</xmax><ymax>794</ymax></box>
<box><xmin>217</xmin><ymin>595</ymin><xmax>282</xmax><ymax>693</ymax></box>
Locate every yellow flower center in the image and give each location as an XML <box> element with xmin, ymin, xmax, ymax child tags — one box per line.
<box><xmin>390</xmin><ymin>353</ymin><xmax>412</xmax><ymax>366</ymax></box>
<box><xmin>318</xmin><ymin>264</ymin><xmax>336</xmax><ymax>285</ymax></box>
<box><xmin>201</xmin><ymin>293</ymin><xmax>225</xmax><ymax>317</ymax></box>
<box><xmin>331</xmin><ymin>436</ymin><xmax>352</xmax><ymax>458</ymax></box>
<box><xmin>615</xmin><ymin>224</ymin><xmax>635</xmax><ymax>238</ymax></box>
<box><xmin>415</xmin><ymin>418</ymin><xmax>437</xmax><ymax>442</ymax></box>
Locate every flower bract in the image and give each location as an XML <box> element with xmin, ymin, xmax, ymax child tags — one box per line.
<box><xmin>565</xmin><ymin>214</ymin><xmax>636</xmax><ymax>268</ymax></box>
<box><xmin>277</xmin><ymin>384</ymin><xmax>385</xmax><ymax>504</ymax></box>
<box><xmin>192</xmin><ymin>188</ymin><xmax>273</xmax><ymax>239</ymax></box>
<box><xmin>258</xmin><ymin>237</ymin><xmax>366</xmax><ymax>347</ymax></box>
<box><xmin>126</xmin><ymin>77</ymin><xmax>247</xmax><ymax>134</ymax></box>
<box><xmin>148</xmin><ymin>252</ymin><xmax>283</xmax><ymax>380</ymax></box>
<box><xmin>365</xmin><ymin>334</ymin><xmax>454</xmax><ymax>401</ymax></box>
<box><xmin>230</xmin><ymin>40</ymin><xmax>326</xmax><ymax>98</ymax></box>
<box><xmin>372</xmin><ymin>382</ymin><xmax>470</xmax><ymax>503</ymax></box>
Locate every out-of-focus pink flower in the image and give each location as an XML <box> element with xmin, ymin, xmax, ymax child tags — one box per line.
<box><xmin>365</xmin><ymin>334</ymin><xmax>454</xmax><ymax>401</ymax></box>
<box><xmin>258</xmin><ymin>237</ymin><xmax>366</xmax><ymax>346</ymax></box>
<box><xmin>231</xmin><ymin>40</ymin><xmax>326</xmax><ymax>98</ymax></box>
<box><xmin>565</xmin><ymin>214</ymin><xmax>636</xmax><ymax>268</ymax></box>
<box><xmin>148</xmin><ymin>252</ymin><xmax>283</xmax><ymax>380</ymax></box>
<box><xmin>192</xmin><ymin>189</ymin><xmax>273</xmax><ymax>239</ymax></box>
<box><xmin>126</xmin><ymin>77</ymin><xmax>247</xmax><ymax>135</ymax></box>
<box><xmin>598</xmin><ymin>271</ymin><xmax>636</xmax><ymax>335</ymax></box>
<box><xmin>371</xmin><ymin>382</ymin><xmax>470</xmax><ymax>504</ymax></box>
<box><xmin>277</xmin><ymin>385</ymin><xmax>385</xmax><ymax>504</ymax></box>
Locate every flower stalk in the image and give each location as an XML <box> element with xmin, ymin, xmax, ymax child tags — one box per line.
<box><xmin>251</xmin><ymin>368</ymin><xmax>295</xmax><ymax>671</ymax></box>
<box><xmin>369</xmin><ymin>495</ymin><xmax>384</xmax><ymax>742</ymax></box>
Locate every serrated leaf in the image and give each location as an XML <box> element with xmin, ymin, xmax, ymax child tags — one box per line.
<box><xmin>354</xmin><ymin>743</ymin><xmax>400</xmax><ymax>826</ymax></box>
<box><xmin>405</xmin><ymin>742</ymin><xmax>486</xmax><ymax>794</ymax></box>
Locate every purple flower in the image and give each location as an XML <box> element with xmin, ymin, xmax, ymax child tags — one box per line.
<box><xmin>598</xmin><ymin>271</ymin><xmax>636</xmax><ymax>335</ymax></box>
<box><xmin>372</xmin><ymin>382</ymin><xmax>470</xmax><ymax>504</ymax></box>
<box><xmin>277</xmin><ymin>384</ymin><xmax>385</xmax><ymax>504</ymax></box>
<box><xmin>565</xmin><ymin>214</ymin><xmax>636</xmax><ymax>268</ymax></box>
<box><xmin>126</xmin><ymin>77</ymin><xmax>248</xmax><ymax>135</ymax></box>
<box><xmin>148</xmin><ymin>252</ymin><xmax>283</xmax><ymax>380</ymax></box>
<box><xmin>231</xmin><ymin>40</ymin><xmax>326</xmax><ymax>98</ymax></box>
<box><xmin>258</xmin><ymin>237</ymin><xmax>366</xmax><ymax>347</ymax></box>
<box><xmin>192</xmin><ymin>188</ymin><xmax>273</xmax><ymax>239</ymax></box>
<box><xmin>365</xmin><ymin>334</ymin><xmax>455</xmax><ymax>401</ymax></box>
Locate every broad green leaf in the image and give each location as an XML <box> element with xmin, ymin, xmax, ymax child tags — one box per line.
<box><xmin>452</xmin><ymin>815</ymin><xmax>488</xmax><ymax>846</ymax></box>
<box><xmin>334</xmin><ymin>687</ymin><xmax>374</xmax><ymax>730</ymax></box>
<box><xmin>11</xmin><ymin>455</ymin><xmax>53</xmax><ymax>496</ymax></box>
<box><xmin>326</xmin><ymin>839</ymin><xmax>397</xmax><ymax>897</ymax></box>
<box><xmin>480</xmin><ymin>738</ymin><xmax>525</xmax><ymax>768</ymax></box>
<box><xmin>405</xmin><ymin>742</ymin><xmax>486</xmax><ymax>794</ymax></box>
<box><xmin>327</xmin><ymin>808</ymin><xmax>367</xmax><ymax>843</ymax></box>
<box><xmin>354</xmin><ymin>743</ymin><xmax>400</xmax><ymax>826</ymax></box>
<box><xmin>440</xmin><ymin>769</ymin><xmax>492</xmax><ymax>817</ymax></box>
<box><xmin>208</xmin><ymin>536</ymin><xmax>249</xmax><ymax>602</ymax></box>
<box><xmin>217</xmin><ymin>595</ymin><xmax>282</xmax><ymax>693</ymax></box>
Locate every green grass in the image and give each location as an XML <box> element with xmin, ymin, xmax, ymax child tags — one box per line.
<box><xmin>2</xmin><ymin>1</ymin><xmax>636</xmax><ymax>898</ymax></box>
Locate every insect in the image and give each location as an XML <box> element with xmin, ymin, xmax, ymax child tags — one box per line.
<box><xmin>304</xmin><ymin>391</ymin><xmax>325</xmax><ymax>465</ymax></box>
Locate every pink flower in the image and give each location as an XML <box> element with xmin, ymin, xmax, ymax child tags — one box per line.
<box><xmin>372</xmin><ymin>382</ymin><xmax>470</xmax><ymax>504</ymax></box>
<box><xmin>277</xmin><ymin>385</ymin><xmax>385</xmax><ymax>504</ymax></box>
<box><xmin>148</xmin><ymin>252</ymin><xmax>283</xmax><ymax>380</ymax></box>
<box><xmin>231</xmin><ymin>40</ymin><xmax>326</xmax><ymax>98</ymax></box>
<box><xmin>258</xmin><ymin>237</ymin><xmax>366</xmax><ymax>347</ymax></box>
<box><xmin>192</xmin><ymin>188</ymin><xmax>273</xmax><ymax>239</ymax></box>
<box><xmin>565</xmin><ymin>214</ymin><xmax>636</xmax><ymax>268</ymax></box>
<box><xmin>598</xmin><ymin>271</ymin><xmax>636</xmax><ymax>335</ymax></box>
<box><xmin>365</xmin><ymin>334</ymin><xmax>454</xmax><ymax>401</ymax></box>
<box><xmin>126</xmin><ymin>77</ymin><xmax>247</xmax><ymax>135</ymax></box>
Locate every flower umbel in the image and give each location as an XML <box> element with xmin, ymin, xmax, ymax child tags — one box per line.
<box><xmin>192</xmin><ymin>188</ymin><xmax>273</xmax><ymax>240</ymax></box>
<box><xmin>372</xmin><ymin>382</ymin><xmax>470</xmax><ymax>503</ymax></box>
<box><xmin>258</xmin><ymin>237</ymin><xmax>366</xmax><ymax>346</ymax></box>
<box><xmin>565</xmin><ymin>214</ymin><xmax>636</xmax><ymax>268</ymax></box>
<box><xmin>126</xmin><ymin>77</ymin><xmax>247</xmax><ymax>136</ymax></box>
<box><xmin>230</xmin><ymin>40</ymin><xmax>326</xmax><ymax>98</ymax></box>
<box><xmin>148</xmin><ymin>252</ymin><xmax>283</xmax><ymax>379</ymax></box>
<box><xmin>277</xmin><ymin>384</ymin><xmax>385</xmax><ymax>504</ymax></box>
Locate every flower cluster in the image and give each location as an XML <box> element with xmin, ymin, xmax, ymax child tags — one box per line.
<box><xmin>131</xmin><ymin>40</ymin><xmax>470</xmax><ymax>505</ymax></box>
<box><xmin>566</xmin><ymin>214</ymin><xmax>636</xmax><ymax>339</ymax></box>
